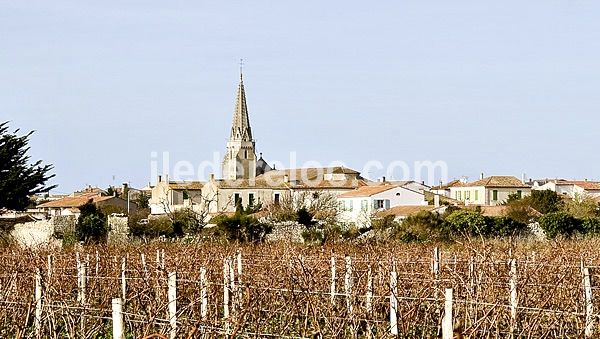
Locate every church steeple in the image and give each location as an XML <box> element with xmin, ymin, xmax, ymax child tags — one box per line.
<box><xmin>222</xmin><ymin>63</ymin><xmax>258</xmax><ymax>180</ymax></box>
<box><xmin>230</xmin><ymin>73</ymin><xmax>253</xmax><ymax>141</ymax></box>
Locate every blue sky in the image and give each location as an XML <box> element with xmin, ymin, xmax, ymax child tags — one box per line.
<box><xmin>2</xmin><ymin>1</ymin><xmax>599</xmax><ymax>193</ymax></box>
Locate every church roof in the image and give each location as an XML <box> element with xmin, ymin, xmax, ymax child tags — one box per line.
<box><xmin>230</xmin><ymin>74</ymin><xmax>253</xmax><ymax>141</ymax></box>
<box><xmin>256</xmin><ymin>153</ymin><xmax>272</xmax><ymax>176</ymax></box>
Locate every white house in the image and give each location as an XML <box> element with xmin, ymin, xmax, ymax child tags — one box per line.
<box><xmin>532</xmin><ymin>180</ymin><xmax>600</xmax><ymax>199</ymax></box>
<box><xmin>337</xmin><ymin>184</ymin><xmax>427</xmax><ymax>227</ymax></box>
<box><xmin>449</xmin><ymin>176</ymin><xmax>531</xmax><ymax>206</ymax></box>
<box><xmin>430</xmin><ymin>179</ymin><xmax>464</xmax><ymax>198</ymax></box>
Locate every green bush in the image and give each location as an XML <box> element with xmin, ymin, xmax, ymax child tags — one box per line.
<box><xmin>444</xmin><ymin>210</ymin><xmax>490</xmax><ymax>236</ymax></box>
<box><xmin>372</xmin><ymin>215</ymin><xmax>399</xmax><ymax>231</ymax></box>
<box><xmin>582</xmin><ymin>217</ymin><xmax>600</xmax><ymax>236</ymax></box>
<box><xmin>488</xmin><ymin>216</ymin><xmax>527</xmax><ymax>237</ymax></box>
<box><xmin>213</xmin><ymin>212</ymin><xmax>272</xmax><ymax>243</ymax></box>
<box><xmin>130</xmin><ymin>216</ymin><xmax>173</xmax><ymax>238</ymax></box>
<box><xmin>76</xmin><ymin>201</ymin><xmax>108</xmax><ymax>243</ymax></box>
<box><xmin>301</xmin><ymin>228</ymin><xmax>323</xmax><ymax>243</ymax></box>
<box><xmin>171</xmin><ymin>209</ymin><xmax>202</xmax><ymax>236</ymax></box>
<box><xmin>393</xmin><ymin>211</ymin><xmax>446</xmax><ymax>243</ymax></box>
<box><xmin>539</xmin><ymin>211</ymin><xmax>582</xmax><ymax>239</ymax></box>
<box><xmin>297</xmin><ymin>207</ymin><xmax>316</xmax><ymax>228</ymax></box>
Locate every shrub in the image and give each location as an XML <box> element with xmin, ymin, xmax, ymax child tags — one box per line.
<box><xmin>76</xmin><ymin>201</ymin><xmax>107</xmax><ymax>243</ymax></box>
<box><xmin>488</xmin><ymin>216</ymin><xmax>527</xmax><ymax>237</ymax></box>
<box><xmin>526</xmin><ymin>190</ymin><xmax>563</xmax><ymax>214</ymax></box>
<box><xmin>214</xmin><ymin>212</ymin><xmax>272</xmax><ymax>243</ymax></box>
<box><xmin>130</xmin><ymin>216</ymin><xmax>173</xmax><ymax>238</ymax></box>
<box><xmin>539</xmin><ymin>211</ymin><xmax>582</xmax><ymax>239</ymax></box>
<box><xmin>372</xmin><ymin>215</ymin><xmax>399</xmax><ymax>232</ymax></box>
<box><xmin>171</xmin><ymin>208</ymin><xmax>202</xmax><ymax>236</ymax></box>
<box><xmin>393</xmin><ymin>211</ymin><xmax>446</xmax><ymax>243</ymax></box>
<box><xmin>301</xmin><ymin>228</ymin><xmax>323</xmax><ymax>243</ymax></box>
<box><xmin>444</xmin><ymin>210</ymin><xmax>490</xmax><ymax>236</ymax></box>
<box><xmin>322</xmin><ymin>224</ymin><xmax>344</xmax><ymax>243</ymax></box>
<box><xmin>297</xmin><ymin>207</ymin><xmax>316</xmax><ymax>228</ymax></box>
<box><xmin>582</xmin><ymin>217</ymin><xmax>600</xmax><ymax>236</ymax></box>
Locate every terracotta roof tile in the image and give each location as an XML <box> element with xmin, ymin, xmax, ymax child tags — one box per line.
<box><xmin>339</xmin><ymin>184</ymin><xmax>398</xmax><ymax>198</ymax></box>
<box><xmin>168</xmin><ymin>182</ymin><xmax>204</xmax><ymax>190</ymax></box>
<box><xmin>466</xmin><ymin>176</ymin><xmax>530</xmax><ymax>188</ymax></box>
<box><xmin>38</xmin><ymin>195</ymin><xmax>115</xmax><ymax>208</ymax></box>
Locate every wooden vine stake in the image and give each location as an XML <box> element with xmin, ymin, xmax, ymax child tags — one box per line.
<box><xmin>442</xmin><ymin>288</ymin><xmax>453</xmax><ymax>339</ymax></box>
<box><xmin>583</xmin><ymin>267</ymin><xmax>594</xmax><ymax>338</ymax></box>
<box><xmin>389</xmin><ymin>270</ymin><xmax>398</xmax><ymax>336</ymax></box>
<box><xmin>168</xmin><ymin>272</ymin><xmax>177</xmax><ymax>339</ymax></box>
<box><xmin>509</xmin><ymin>258</ymin><xmax>518</xmax><ymax>337</ymax></box>
<box><xmin>112</xmin><ymin>298</ymin><xmax>124</xmax><ymax>339</ymax></box>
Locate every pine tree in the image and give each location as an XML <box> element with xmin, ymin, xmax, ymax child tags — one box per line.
<box><xmin>0</xmin><ymin>122</ymin><xmax>56</xmax><ymax>210</ymax></box>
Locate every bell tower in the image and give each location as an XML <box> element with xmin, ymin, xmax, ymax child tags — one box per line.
<box><xmin>222</xmin><ymin>66</ymin><xmax>257</xmax><ymax>180</ymax></box>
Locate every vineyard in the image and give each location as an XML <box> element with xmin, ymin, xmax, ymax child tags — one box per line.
<box><xmin>1</xmin><ymin>240</ymin><xmax>600</xmax><ymax>338</ymax></box>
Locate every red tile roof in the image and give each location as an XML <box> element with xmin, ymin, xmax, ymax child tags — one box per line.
<box><xmin>466</xmin><ymin>176</ymin><xmax>530</xmax><ymax>188</ymax></box>
<box><xmin>38</xmin><ymin>195</ymin><xmax>115</xmax><ymax>208</ymax></box>
<box><xmin>339</xmin><ymin>184</ymin><xmax>398</xmax><ymax>198</ymax></box>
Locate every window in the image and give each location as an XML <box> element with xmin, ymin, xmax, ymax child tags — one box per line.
<box><xmin>474</xmin><ymin>190</ymin><xmax>479</xmax><ymax>201</ymax></box>
<box><xmin>244</xmin><ymin>150</ymin><xmax>248</xmax><ymax>159</ymax></box>
<box><xmin>465</xmin><ymin>191</ymin><xmax>470</xmax><ymax>200</ymax></box>
<box><xmin>339</xmin><ymin>201</ymin><xmax>345</xmax><ymax>211</ymax></box>
<box><xmin>457</xmin><ymin>191</ymin><xmax>462</xmax><ymax>200</ymax></box>
<box><xmin>374</xmin><ymin>200</ymin><xmax>385</xmax><ymax>209</ymax></box>
<box><xmin>517</xmin><ymin>190</ymin><xmax>522</xmax><ymax>199</ymax></box>
<box><xmin>347</xmin><ymin>200</ymin><xmax>353</xmax><ymax>212</ymax></box>
<box><xmin>248</xmin><ymin>193</ymin><xmax>255</xmax><ymax>207</ymax></box>
<box><xmin>234</xmin><ymin>193</ymin><xmax>242</xmax><ymax>207</ymax></box>
<box><xmin>274</xmin><ymin>193</ymin><xmax>280</xmax><ymax>205</ymax></box>
<box><xmin>361</xmin><ymin>200</ymin><xmax>368</xmax><ymax>211</ymax></box>
<box><xmin>492</xmin><ymin>190</ymin><xmax>498</xmax><ymax>201</ymax></box>
<box><xmin>182</xmin><ymin>190</ymin><xmax>189</xmax><ymax>200</ymax></box>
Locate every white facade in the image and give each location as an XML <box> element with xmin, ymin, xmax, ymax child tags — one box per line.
<box><xmin>449</xmin><ymin>186</ymin><xmax>531</xmax><ymax>206</ymax></box>
<box><xmin>338</xmin><ymin>186</ymin><xmax>427</xmax><ymax>227</ymax></box>
<box><xmin>533</xmin><ymin>181</ymin><xmax>600</xmax><ymax>199</ymax></box>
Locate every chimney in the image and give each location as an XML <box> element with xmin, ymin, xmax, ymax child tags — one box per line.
<box><xmin>434</xmin><ymin>194</ymin><xmax>440</xmax><ymax>208</ymax></box>
<box><xmin>209</xmin><ymin>173</ymin><xmax>215</xmax><ymax>181</ymax></box>
<box><xmin>421</xmin><ymin>180</ymin><xmax>425</xmax><ymax>185</ymax></box>
<box><xmin>480</xmin><ymin>173</ymin><xmax>484</xmax><ymax>180</ymax></box>
<box><xmin>283</xmin><ymin>175</ymin><xmax>289</xmax><ymax>183</ymax></box>
<box><xmin>382</xmin><ymin>176</ymin><xmax>386</xmax><ymax>183</ymax></box>
<box><xmin>522</xmin><ymin>173</ymin><xmax>527</xmax><ymax>184</ymax></box>
<box><xmin>158</xmin><ymin>175</ymin><xmax>162</xmax><ymax>183</ymax></box>
<box><xmin>165</xmin><ymin>174</ymin><xmax>169</xmax><ymax>183</ymax></box>
<box><xmin>439</xmin><ymin>180</ymin><xmax>443</xmax><ymax>188</ymax></box>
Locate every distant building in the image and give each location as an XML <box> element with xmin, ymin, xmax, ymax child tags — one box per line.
<box><xmin>532</xmin><ymin>180</ymin><xmax>600</xmax><ymax>199</ymax></box>
<box><xmin>38</xmin><ymin>193</ymin><xmax>136</xmax><ymax>218</ymax></box>
<box><xmin>430</xmin><ymin>179</ymin><xmax>464</xmax><ymax>198</ymax></box>
<box><xmin>337</xmin><ymin>183</ymin><xmax>427</xmax><ymax>227</ymax></box>
<box><xmin>449</xmin><ymin>175</ymin><xmax>531</xmax><ymax>206</ymax></box>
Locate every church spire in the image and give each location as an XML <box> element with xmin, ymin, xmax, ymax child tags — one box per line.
<box><xmin>230</xmin><ymin>61</ymin><xmax>253</xmax><ymax>142</ymax></box>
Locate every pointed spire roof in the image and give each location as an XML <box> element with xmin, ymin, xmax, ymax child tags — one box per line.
<box><xmin>229</xmin><ymin>71</ymin><xmax>253</xmax><ymax>141</ymax></box>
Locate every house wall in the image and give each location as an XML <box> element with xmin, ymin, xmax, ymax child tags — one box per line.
<box><xmin>533</xmin><ymin>182</ymin><xmax>573</xmax><ymax>197</ymax></box>
<box><xmin>450</xmin><ymin>186</ymin><xmax>531</xmax><ymax>205</ymax></box>
<box><xmin>338</xmin><ymin>187</ymin><xmax>427</xmax><ymax>227</ymax></box>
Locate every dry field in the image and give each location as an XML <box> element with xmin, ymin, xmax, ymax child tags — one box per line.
<box><xmin>1</xmin><ymin>239</ymin><xmax>600</xmax><ymax>338</ymax></box>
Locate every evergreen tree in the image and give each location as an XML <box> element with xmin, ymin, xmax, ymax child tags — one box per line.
<box><xmin>0</xmin><ymin>122</ymin><xmax>56</xmax><ymax>210</ymax></box>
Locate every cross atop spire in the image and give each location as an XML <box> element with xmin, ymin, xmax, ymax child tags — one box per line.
<box><xmin>239</xmin><ymin>58</ymin><xmax>244</xmax><ymax>79</ymax></box>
